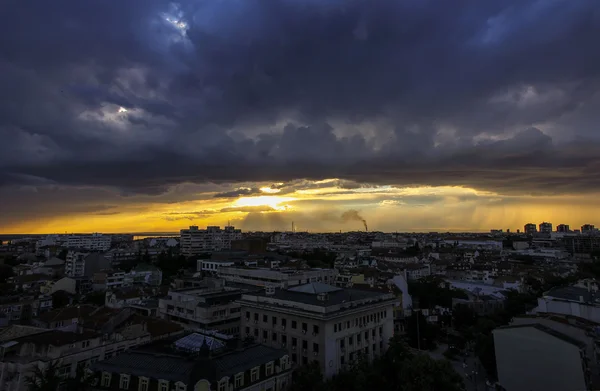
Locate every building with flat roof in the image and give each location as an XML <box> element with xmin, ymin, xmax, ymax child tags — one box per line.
<box><xmin>180</xmin><ymin>226</ymin><xmax>242</xmax><ymax>256</ymax></box>
<box><xmin>239</xmin><ymin>282</ymin><xmax>398</xmax><ymax>378</ymax></box>
<box><xmin>159</xmin><ymin>281</ymin><xmax>259</xmax><ymax>336</ymax></box>
<box><xmin>218</xmin><ymin>266</ymin><xmax>336</xmax><ymax>288</ymax></box>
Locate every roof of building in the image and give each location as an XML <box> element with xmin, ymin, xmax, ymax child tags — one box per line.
<box><xmin>45</xmin><ymin>257</ymin><xmax>65</xmax><ymax>266</ymax></box>
<box><xmin>544</xmin><ymin>285</ymin><xmax>599</xmax><ymax>304</ymax></box>
<box><xmin>288</xmin><ymin>282</ymin><xmax>341</xmax><ymax>294</ymax></box>
<box><xmin>92</xmin><ymin>343</ymin><xmax>286</xmax><ymax>384</ymax></box>
<box><xmin>15</xmin><ymin>329</ymin><xmax>100</xmax><ymax>346</ymax></box>
<box><xmin>37</xmin><ymin>304</ymin><xmax>97</xmax><ymax>324</ymax></box>
<box><xmin>495</xmin><ymin>323</ymin><xmax>587</xmax><ymax>349</ymax></box>
<box><xmin>245</xmin><ymin>283</ymin><xmax>394</xmax><ymax>308</ymax></box>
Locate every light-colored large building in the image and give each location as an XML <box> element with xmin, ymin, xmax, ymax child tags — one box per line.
<box><xmin>66</xmin><ymin>233</ymin><xmax>111</xmax><ymax>251</ymax></box>
<box><xmin>159</xmin><ymin>280</ymin><xmax>256</xmax><ymax>336</ymax></box>
<box><xmin>494</xmin><ymin>323</ymin><xmax>590</xmax><ymax>391</ymax></box>
<box><xmin>218</xmin><ymin>266</ymin><xmax>337</xmax><ymax>288</ymax></box>
<box><xmin>180</xmin><ymin>226</ymin><xmax>243</xmax><ymax>256</ymax></box>
<box><xmin>239</xmin><ymin>282</ymin><xmax>398</xmax><ymax>378</ymax></box>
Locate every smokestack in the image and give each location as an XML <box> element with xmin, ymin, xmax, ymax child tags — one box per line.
<box><xmin>365</xmin><ymin>222</ymin><xmax>368</xmax><ymax>232</ymax></box>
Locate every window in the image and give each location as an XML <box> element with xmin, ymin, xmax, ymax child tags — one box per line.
<box><xmin>365</xmin><ymin>331</ymin><xmax>369</xmax><ymax>340</ymax></box>
<box><xmin>235</xmin><ymin>373</ymin><xmax>244</xmax><ymax>388</ymax></box>
<box><xmin>263</xmin><ymin>330</ymin><xmax>268</xmax><ymax>340</ymax></box>
<box><xmin>272</xmin><ymin>316</ymin><xmax>277</xmax><ymax>325</ymax></box>
<box><xmin>313</xmin><ymin>343</ymin><xmax>319</xmax><ymax>353</ymax></box>
<box><xmin>265</xmin><ymin>362</ymin><xmax>274</xmax><ymax>376</ymax></box>
<box><xmin>139</xmin><ymin>377</ymin><xmax>149</xmax><ymax>391</ymax></box>
<box><xmin>101</xmin><ymin>373</ymin><xmax>111</xmax><ymax>387</ymax></box>
<box><xmin>357</xmin><ymin>333</ymin><xmax>361</xmax><ymax>343</ymax></box>
<box><xmin>218</xmin><ymin>380</ymin><xmax>227</xmax><ymax>391</ymax></box>
<box><xmin>292</xmin><ymin>337</ymin><xmax>297</xmax><ymax>347</ymax></box>
<box><xmin>159</xmin><ymin>380</ymin><xmax>168</xmax><ymax>391</ymax></box>
<box><xmin>254</xmin><ymin>329</ymin><xmax>259</xmax><ymax>337</ymax></box>
<box><xmin>245</xmin><ymin>327</ymin><xmax>250</xmax><ymax>335</ymax></box>
<box><xmin>281</xmin><ymin>335</ymin><xmax>287</xmax><ymax>344</ymax></box>
<box><xmin>263</xmin><ymin>314</ymin><xmax>268</xmax><ymax>323</ymax></box>
<box><xmin>313</xmin><ymin>325</ymin><xmax>319</xmax><ymax>334</ymax></box>
<box><xmin>281</xmin><ymin>318</ymin><xmax>287</xmax><ymax>327</ymax></box>
<box><xmin>175</xmin><ymin>382</ymin><xmax>186</xmax><ymax>391</ymax></box>
<box><xmin>246</xmin><ymin>311</ymin><xmax>250</xmax><ymax>318</ymax></box>
<box><xmin>301</xmin><ymin>322</ymin><xmax>307</xmax><ymax>332</ymax></box>
<box><xmin>340</xmin><ymin>339</ymin><xmax>345</xmax><ymax>348</ymax></box>
<box><xmin>280</xmin><ymin>356</ymin><xmax>289</xmax><ymax>370</ymax></box>
<box><xmin>302</xmin><ymin>356</ymin><xmax>308</xmax><ymax>365</ymax></box>
<box><xmin>272</xmin><ymin>332</ymin><xmax>278</xmax><ymax>342</ymax></box>
<box><xmin>292</xmin><ymin>353</ymin><xmax>297</xmax><ymax>363</ymax></box>
<box><xmin>254</xmin><ymin>313</ymin><xmax>258</xmax><ymax>321</ymax></box>
<box><xmin>291</xmin><ymin>320</ymin><xmax>297</xmax><ymax>329</ymax></box>
<box><xmin>334</xmin><ymin>324</ymin><xmax>337</xmax><ymax>332</ymax></box>
<box><xmin>348</xmin><ymin>335</ymin><xmax>353</xmax><ymax>346</ymax></box>
<box><xmin>341</xmin><ymin>356</ymin><xmax>345</xmax><ymax>365</ymax></box>
<box><xmin>379</xmin><ymin>326</ymin><xmax>383</xmax><ymax>335</ymax></box>
<box><xmin>251</xmin><ymin>367</ymin><xmax>259</xmax><ymax>382</ymax></box>
<box><xmin>119</xmin><ymin>375</ymin><xmax>130</xmax><ymax>389</ymax></box>
<box><xmin>302</xmin><ymin>340</ymin><xmax>308</xmax><ymax>349</ymax></box>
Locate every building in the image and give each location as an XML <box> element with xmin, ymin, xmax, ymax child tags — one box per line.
<box><xmin>198</xmin><ymin>259</ymin><xmax>235</xmax><ymax>274</ymax></box>
<box><xmin>494</xmin><ymin>324</ymin><xmax>589</xmax><ymax>391</ymax></box>
<box><xmin>180</xmin><ymin>226</ymin><xmax>243</xmax><ymax>256</ymax></box>
<box><xmin>556</xmin><ymin>224</ymin><xmax>570</xmax><ymax>233</ymax></box>
<box><xmin>534</xmin><ymin>284</ymin><xmax>600</xmax><ymax>323</ymax></box>
<box><xmin>239</xmin><ymin>282</ymin><xmax>398</xmax><ymax>378</ymax></box>
<box><xmin>93</xmin><ymin>270</ymin><xmax>133</xmax><ymax>291</ymax></box>
<box><xmin>230</xmin><ymin>238</ymin><xmax>268</xmax><ymax>254</ymax></box>
<box><xmin>66</xmin><ymin>233</ymin><xmax>111</xmax><ymax>251</ymax></box>
<box><xmin>538</xmin><ymin>222</ymin><xmax>553</xmax><ymax>234</ymax></box>
<box><xmin>65</xmin><ymin>251</ymin><xmax>112</xmax><ymax>277</ymax></box>
<box><xmin>90</xmin><ymin>335</ymin><xmax>292</xmax><ymax>391</ymax></box>
<box><xmin>524</xmin><ymin>223</ymin><xmax>537</xmax><ymax>235</ymax></box>
<box><xmin>159</xmin><ymin>281</ymin><xmax>257</xmax><ymax>335</ymax></box>
<box><xmin>129</xmin><ymin>264</ymin><xmax>163</xmax><ymax>286</ymax></box>
<box><xmin>582</xmin><ymin>224</ymin><xmax>596</xmax><ymax>233</ymax></box>
<box><xmin>218</xmin><ymin>266</ymin><xmax>336</xmax><ymax>288</ymax></box>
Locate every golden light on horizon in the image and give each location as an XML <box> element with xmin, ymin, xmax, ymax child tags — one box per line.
<box><xmin>232</xmin><ymin>195</ymin><xmax>296</xmax><ymax>211</ymax></box>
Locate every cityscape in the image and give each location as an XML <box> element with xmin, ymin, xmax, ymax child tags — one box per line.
<box><xmin>2</xmin><ymin>1</ymin><xmax>600</xmax><ymax>391</ymax></box>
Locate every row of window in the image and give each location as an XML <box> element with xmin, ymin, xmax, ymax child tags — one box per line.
<box><xmin>339</xmin><ymin>343</ymin><xmax>383</xmax><ymax>366</ymax></box>
<box><xmin>339</xmin><ymin>327</ymin><xmax>384</xmax><ymax>348</ymax></box>
<box><xmin>246</xmin><ymin>327</ymin><xmax>320</xmax><ymax>353</ymax></box>
<box><xmin>102</xmin><ymin>373</ymin><xmax>187</xmax><ymax>391</ymax></box>
<box><xmin>333</xmin><ymin>310</ymin><xmax>388</xmax><ymax>333</ymax></box>
<box><xmin>246</xmin><ymin>312</ymin><xmax>320</xmax><ymax>334</ymax></box>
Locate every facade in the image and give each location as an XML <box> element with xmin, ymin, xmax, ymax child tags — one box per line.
<box><xmin>556</xmin><ymin>224</ymin><xmax>570</xmax><ymax>233</ymax></box>
<box><xmin>239</xmin><ymin>282</ymin><xmax>398</xmax><ymax>378</ymax></box>
<box><xmin>180</xmin><ymin>226</ymin><xmax>243</xmax><ymax>256</ymax></box>
<box><xmin>198</xmin><ymin>259</ymin><xmax>235</xmax><ymax>273</ymax></box>
<box><xmin>524</xmin><ymin>223</ymin><xmax>537</xmax><ymax>235</ymax></box>
<box><xmin>91</xmin><ymin>340</ymin><xmax>292</xmax><ymax>391</ymax></box>
<box><xmin>494</xmin><ymin>324</ymin><xmax>589</xmax><ymax>391</ymax></box>
<box><xmin>65</xmin><ymin>252</ymin><xmax>112</xmax><ymax>278</ymax></box>
<box><xmin>218</xmin><ymin>267</ymin><xmax>336</xmax><ymax>288</ymax></box>
<box><xmin>66</xmin><ymin>234</ymin><xmax>111</xmax><ymax>251</ymax></box>
<box><xmin>534</xmin><ymin>285</ymin><xmax>600</xmax><ymax>323</ymax></box>
<box><xmin>159</xmin><ymin>283</ymin><xmax>254</xmax><ymax>335</ymax></box>
<box><xmin>538</xmin><ymin>222</ymin><xmax>553</xmax><ymax>234</ymax></box>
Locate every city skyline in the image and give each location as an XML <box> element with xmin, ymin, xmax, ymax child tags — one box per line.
<box><xmin>2</xmin><ymin>1</ymin><xmax>600</xmax><ymax>233</ymax></box>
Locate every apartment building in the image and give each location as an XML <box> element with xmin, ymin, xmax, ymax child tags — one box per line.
<box><xmin>159</xmin><ymin>281</ymin><xmax>257</xmax><ymax>335</ymax></box>
<box><xmin>539</xmin><ymin>222</ymin><xmax>553</xmax><ymax>234</ymax></box>
<box><xmin>180</xmin><ymin>226</ymin><xmax>243</xmax><ymax>256</ymax></box>
<box><xmin>239</xmin><ymin>282</ymin><xmax>399</xmax><ymax>378</ymax></box>
<box><xmin>65</xmin><ymin>251</ymin><xmax>111</xmax><ymax>278</ymax></box>
<box><xmin>66</xmin><ymin>233</ymin><xmax>111</xmax><ymax>251</ymax></box>
<box><xmin>218</xmin><ymin>266</ymin><xmax>336</xmax><ymax>288</ymax></box>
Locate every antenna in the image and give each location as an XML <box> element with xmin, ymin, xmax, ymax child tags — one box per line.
<box><xmin>292</xmin><ymin>221</ymin><xmax>295</xmax><ymax>233</ymax></box>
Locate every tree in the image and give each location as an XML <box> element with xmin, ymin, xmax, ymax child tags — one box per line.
<box><xmin>0</xmin><ymin>264</ymin><xmax>14</xmax><ymax>283</ymax></box>
<box><xmin>64</xmin><ymin>364</ymin><xmax>98</xmax><ymax>391</ymax></box>
<box><xmin>406</xmin><ymin>311</ymin><xmax>438</xmax><ymax>350</ymax></box>
<box><xmin>289</xmin><ymin>361</ymin><xmax>324</xmax><ymax>391</ymax></box>
<box><xmin>26</xmin><ymin>361</ymin><xmax>61</xmax><ymax>391</ymax></box>
<box><xmin>452</xmin><ymin>304</ymin><xmax>478</xmax><ymax>331</ymax></box>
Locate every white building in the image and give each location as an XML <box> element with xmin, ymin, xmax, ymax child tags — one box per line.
<box><xmin>180</xmin><ymin>226</ymin><xmax>243</xmax><ymax>256</ymax></box>
<box><xmin>197</xmin><ymin>259</ymin><xmax>236</xmax><ymax>273</ymax></box>
<box><xmin>66</xmin><ymin>233</ymin><xmax>111</xmax><ymax>251</ymax></box>
<box><xmin>534</xmin><ymin>284</ymin><xmax>600</xmax><ymax>323</ymax></box>
<box><xmin>218</xmin><ymin>266</ymin><xmax>337</xmax><ymax>288</ymax></box>
<box><xmin>239</xmin><ymin>282</ymin><xmax>399</xmax><ymax>378</ymax></box>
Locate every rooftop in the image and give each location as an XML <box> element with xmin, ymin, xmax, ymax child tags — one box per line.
<box><xmin>495</xmin><ymin>323</ymin><xmax>587</xmax><ymax>349</ymax></box>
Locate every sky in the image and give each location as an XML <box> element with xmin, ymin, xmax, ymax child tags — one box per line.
<box><xmin>1</xmin><ymin>0</ymin><xmax>600</xmax><ymax>234</ymax></box>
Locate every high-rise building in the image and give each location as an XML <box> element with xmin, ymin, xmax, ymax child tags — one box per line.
<box><xmin>539</xmin><ymin>222</ymin><xmax>553</xmax><ymax>234</ymax></box>
<box><xmin>180</xmin><ymin>225</ymin><xmax>243</xmax><ymax>256</ymax></box>
<box><xmin>556</xmin><ymin>224</ymin><xmax>570</xmax><ymax>233</ymax></box>
<box><xmin>524</xmin><ymin>223</ymin><xmax>537</xmax><ymax>235</ymax></box>
<box><xmin>239</xmin><ymin>282</ymin><xmax>398</xmax><ymax>378</ymax></box>
<box><xmin>582</xmin><ymin>224</ymin><xmax>596</xmax><ymax>233</ymax></box>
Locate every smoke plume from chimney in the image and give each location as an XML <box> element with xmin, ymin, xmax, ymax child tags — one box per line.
<box><xmin>341</xmin><ymin>210</ymin><xmax>368</xmax><ymax>231</ymax></box>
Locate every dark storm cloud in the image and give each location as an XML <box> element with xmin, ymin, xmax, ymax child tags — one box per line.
<box><xmin>213</xmin><ymin>187</ymin><xmax>262</xmax><ymax>198</ymax></box>
<box><xmin>1</xmin><ymin>0</ymin><xmax>600</xmax><ymax>204</ymax></box>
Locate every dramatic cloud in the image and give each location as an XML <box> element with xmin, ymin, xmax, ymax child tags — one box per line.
<box><xmin>2</xmin><ymin>0</ymin><xmax>600</xmax><ymax>232</ymax></box>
